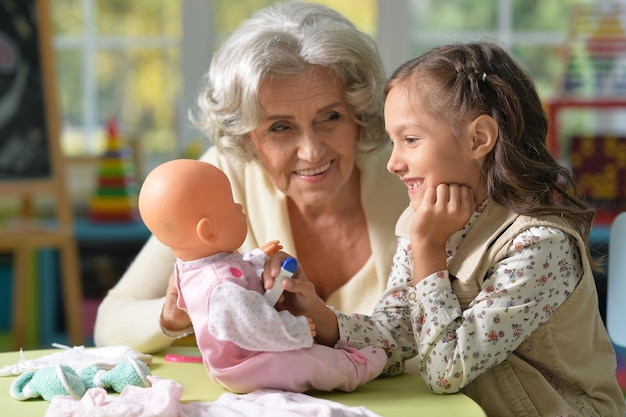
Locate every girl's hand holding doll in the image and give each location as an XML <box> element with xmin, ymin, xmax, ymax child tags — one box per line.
<box><xmin>263</xmin><ymin>251</ymin><xmax>340</xmax><ymax>346</ymax></box>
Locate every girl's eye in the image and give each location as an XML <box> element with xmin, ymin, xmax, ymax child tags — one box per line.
<box><xmin>405</xmin><ymin>136</ymin><xmax>419</xmax><ymax>145</ymax></box>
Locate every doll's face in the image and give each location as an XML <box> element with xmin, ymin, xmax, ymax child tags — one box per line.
<box><xmin>139</xmin><ymin>160</ymin><xmax>247</xmax><ymax>260</ymax></box>
<box><xmin>201</xmin><ymin>173</ymin><xmax>248</xmax><ymax>253</ymax></box>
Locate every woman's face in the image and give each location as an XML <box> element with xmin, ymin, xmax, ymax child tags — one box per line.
<box><xmin>249</xmin><ymin>68</ymin><xmax>360</xmax><ymax>208</ymax></box>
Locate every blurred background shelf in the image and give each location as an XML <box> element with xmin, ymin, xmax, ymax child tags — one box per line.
<box><xmin>0</xmin><ymin>217</ymin><xmax>150</xmax><ymax>351</ymax></box>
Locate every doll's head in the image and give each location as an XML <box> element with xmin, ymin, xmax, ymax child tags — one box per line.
<box><xmin>138</xmin><ymin>159</ymin><xmax>247</xmax><ymax>261</ymax></box>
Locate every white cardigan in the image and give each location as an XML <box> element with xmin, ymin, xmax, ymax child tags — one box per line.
<box><xmin>93</xmin><ymin>145</ymin><xmax>408</xmax><ymax>353</ymax></box>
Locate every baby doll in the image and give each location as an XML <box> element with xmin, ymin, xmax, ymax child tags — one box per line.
<box><xmin>138</xmin><ymin>159</ymin><xmax>386</xmax><ymax>393</ymax></box>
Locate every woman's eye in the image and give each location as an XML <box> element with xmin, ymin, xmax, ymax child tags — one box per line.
<box><xmin>316</xmin><ymin>111</ymin><xmax>342</xmax><ymax>125</ymax></box>
<box><xmin>326</xmin><ymin>112</ymin><xmax>341</xmax><ymax>122</ymax></box>
<box><xmin>268</xmin><ymin>123</ymin><xmax>289</xmax><ymax>133</ymax></box>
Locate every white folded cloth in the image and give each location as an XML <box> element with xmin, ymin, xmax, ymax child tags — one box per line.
<box><xmin>0</xmin><ymin>344</ymin><xmax>152</xmax><ymax>376</ymax></box>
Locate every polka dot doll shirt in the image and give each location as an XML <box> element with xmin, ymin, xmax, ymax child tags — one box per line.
<box><xmin>175</xmin><ymin>249</ymin><xmax>314</xmax><ymax>356</ymax></box>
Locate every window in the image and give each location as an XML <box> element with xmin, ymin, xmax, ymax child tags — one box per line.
<box><xmin>404</xmin><ymin>0</ymin><xmax>594</xmax><ymax>96</ymax></box>
<box><xmin>50</xmin><ymin>0</ymin><xmax>374</xmax><ymax>173</ymax></box>
<box><xmin>51</xmin><ymin>0</ymin><xmax>598</xmax><ymax>167</ymax></box>
<box><xmin>51</xmin><ymin>0</ymin><xmax>181</xmax><ymax>158</ymax></box>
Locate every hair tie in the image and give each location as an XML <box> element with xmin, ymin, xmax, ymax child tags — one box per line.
<box><xmin>482</xmin><ymin>72</ymin><xmax>487</xmax><ymax>82</ymax></box>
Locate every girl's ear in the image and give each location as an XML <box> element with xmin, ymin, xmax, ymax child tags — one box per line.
<box><xmin>468</xmin><ymin>114</ymin><xmax>498</xmax><ymax>158</ymax></box>
<box><xmin>196</xmin><ymin>218</ymin><xmax>214</xmax><ymax>244</ymax></box>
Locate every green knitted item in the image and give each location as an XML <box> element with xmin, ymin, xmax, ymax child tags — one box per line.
<box><xmin>80</xmin><ymin>357</ymin><xmax>151</xmax><ymax>392</ymax></box>
<box><xmin>9</xmin><ymin>364</ymin><xmax>86</xmax><ymax>401</ymax></box>
<box><xmin>9</xmin><ymin>357</ymin><xmax>151</xmax><ymax>402</ymax></box>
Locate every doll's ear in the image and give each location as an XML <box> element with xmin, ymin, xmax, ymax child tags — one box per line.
<box><xmin>196</xmin><ymin>217</ymin><xmax>214</xmax><ymax>244</ymax></box>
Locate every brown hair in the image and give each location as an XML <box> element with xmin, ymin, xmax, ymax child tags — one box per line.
<box><xmin>385</xmin><ymin>42</ymin><xmax>599</xmax><ymax>270</ymax></box>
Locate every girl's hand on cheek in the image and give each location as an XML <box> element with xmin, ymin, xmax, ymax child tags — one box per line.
<box><xmin>410</xmin><ymin>183</ymin><xmax>475</xmax><ymax>283</ymax></box>
<box><xmin>412</xmin><ymin>183</ymin><xmax>474</xmax><ymax>246</ymax></box>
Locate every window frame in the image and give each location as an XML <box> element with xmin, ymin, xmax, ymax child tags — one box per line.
<box><xmin>53</xmin><ymin>0</ymin><xmax>593</xmax><ymax>159</ymax></box>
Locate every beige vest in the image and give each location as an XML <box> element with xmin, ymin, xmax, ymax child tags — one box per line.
<box><xmin>397</xmin><ymin>202</ymin><xmax>625</xmax><ymax>417</ymax></box>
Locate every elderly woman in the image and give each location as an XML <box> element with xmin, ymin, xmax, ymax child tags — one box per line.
<box><xmin>93</xmin><ymin>2</ymin><xmax>408</xmax><ymax>353</ymax></box>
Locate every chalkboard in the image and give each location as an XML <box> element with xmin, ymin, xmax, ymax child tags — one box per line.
<box><xmin>0</xmin><ymin>0</ymin><xmax>83</xmax><ymax>349</ymax></box>
<box><xmin>0</xmin><ymin>0</ymin><xmax>54</xmax><ymax>181</ymax></box>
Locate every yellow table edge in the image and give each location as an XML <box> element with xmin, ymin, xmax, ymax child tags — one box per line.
<box><xmin>0</xmin><ymin>346</ymin><xmax>486</xmax><ymax>417</ymax></box>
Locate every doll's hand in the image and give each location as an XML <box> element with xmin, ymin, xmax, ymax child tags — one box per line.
<box><xmin>307</xmin><ymin>316</ymin><xmax>317</xmax><ymax>339</ymax></box>
<box><xmin>160</xmin><ymin>272</ymin><xmax>192</xmax><ymax>336</ymax></box>
<box><xmin>260</xmin><ymin>240</ymin><xmax>283</xmax><ymax>257</ymax></box>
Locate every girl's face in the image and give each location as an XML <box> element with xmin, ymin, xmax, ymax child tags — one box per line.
<box><xmin>385</xmin><ymin>85</ymin><xmax>486</xmax><ymax>211</ymax></box>
<box><xmin>249</xmin><ymin>68</ymin><xmax>360</xmax><ymax>209</ymax></box>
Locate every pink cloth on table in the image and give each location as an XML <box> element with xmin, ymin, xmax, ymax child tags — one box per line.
<box><xmin>45</xmin><ymin>376</ymin><xmax>183</xmax><ymax>417</ymax></box>
<box><xmin>45</xmin><ymin>376</ymin><xmax>383</xmax><ymax>417</ymax></box>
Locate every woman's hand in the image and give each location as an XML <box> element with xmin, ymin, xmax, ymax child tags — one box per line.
<box><xmin>410</xmin><ymin>183</ymin><xmax>475</xmax><ymax>283</ymax></box>
<box><xmin>159</xmin><ymin>272</ymin><xmax>193</xmax><ymax>335</ymax></box>
<box><xmin>263</xmin><ymin>251</ymin><xmax>340</xmax><ymax>346</ymax></box>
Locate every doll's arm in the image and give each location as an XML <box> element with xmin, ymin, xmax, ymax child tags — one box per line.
<box><xmin>306</xmin><ymin>316</ymin><xmax>316</xmax><ymax>338</ymax></box>
<box><xmin>259</xmin><ymin>240</ymin><xmax>282</xmax><ymax>257</ymax></box>
<box><xmin>242</xmin><ymin>241</ymin><xmax>282</xmax><ymax>276</ymax></box>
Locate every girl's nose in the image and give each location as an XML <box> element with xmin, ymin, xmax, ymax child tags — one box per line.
<box><xmin>387</xmin><ymin>146</ymin><xmax>403</xmax><ymax>175</ymax></box>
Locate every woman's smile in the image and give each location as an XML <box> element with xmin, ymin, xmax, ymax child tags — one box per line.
<box><xmin>295</xmin><ymin>161</ymin><xmax>333</xmax><ymax>180</ymax></box>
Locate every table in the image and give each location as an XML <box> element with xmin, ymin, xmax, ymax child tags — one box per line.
<box><xmin>0</xmin><ymin>346</ymin><xmax>486</xmax><ymax>417</ymax></box>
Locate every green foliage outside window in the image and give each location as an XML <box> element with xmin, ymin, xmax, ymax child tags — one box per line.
<box><xmin>50</xmin><ymin>0</ymin><xmax>595</xmax><ymax>160</ymax></box>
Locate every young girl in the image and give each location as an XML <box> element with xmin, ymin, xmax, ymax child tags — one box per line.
<box><xmin>269</xmin><ymin>42</ymin><xmax>626</xmax><ymax>416</ymax></box>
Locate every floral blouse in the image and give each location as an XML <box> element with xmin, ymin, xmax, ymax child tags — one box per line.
<box><xmin>335</xmin><ymin>205</ymin><xmax>584</xmax><ymax>393</ymax></box>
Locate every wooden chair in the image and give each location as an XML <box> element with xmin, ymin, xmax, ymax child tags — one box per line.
<box><xmin>0</xmin><ymin>200</ymin><xmax>83</xmax><ymax>349</ymax></box>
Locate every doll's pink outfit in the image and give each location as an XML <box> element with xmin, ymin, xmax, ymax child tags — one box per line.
<box><xmin>175</xmin><ymin>250</ymin><xmax>386</xmax><ymax>393</ymax></box>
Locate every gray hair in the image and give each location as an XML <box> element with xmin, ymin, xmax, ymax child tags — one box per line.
<box><xmin>190</xmin><ymin>2</ymin><xmax>387</xmax><ymax>162</ymax></box>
